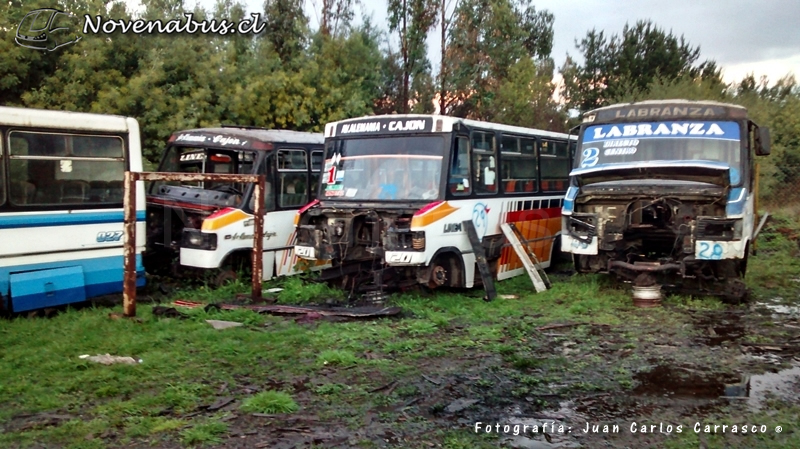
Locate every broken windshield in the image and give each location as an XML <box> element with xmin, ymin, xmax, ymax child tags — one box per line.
<box><xmin>323</xmin><ymin>135</ymin><xmax>445</xmax><ymax>201</ymax></box>
<box><xmin>577</xmin><ymin>120</ymin><xmax>743</xmax><ymax>183</ymax></box>
<box><xmin>150</xmin><ymin>145</ymin><xmax>256</xmax><ymax>207</ymax></box>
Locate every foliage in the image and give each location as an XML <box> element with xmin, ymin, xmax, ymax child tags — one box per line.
<box><xmin>444</xmin><ymin>0</ymin><xmax>564</xmax><ymax>130</ymax></box>
<box><xmin>561</xmin><ymin>20</ymin><xmax>723</xmax><ymax>112</ymax></box>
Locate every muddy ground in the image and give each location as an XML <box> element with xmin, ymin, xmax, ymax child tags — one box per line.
<box><xmin>93</xmin><ymin>279</ymin><xmax>798</xmax><ymax>449</ymax></box>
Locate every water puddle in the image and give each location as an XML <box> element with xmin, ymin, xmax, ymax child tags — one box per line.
<box><xmin>756</xmin><ymin>297</ymin><xmax>800</xmax><ymax>318</ymax></box>
<box><xmin>632</xmin><ymin>365</ymin><xmax>739</xmax><ymax>398</ymax></box>
<box><xmin>501</xmin><ymin>403</ymin><xmax>585</xmax><ymax>449</ymax></box>
<box><xmin>632</xmin><ymin>362</ymin><xmax>800</xmax><ymax>409</ymax></box>
<box><xmin>745</xmin><ymin>363</ymin><xmax>800</xmax><ymax>409</ymax></box>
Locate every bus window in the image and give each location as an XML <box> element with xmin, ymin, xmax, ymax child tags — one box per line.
<box><xmin>449</xmin><ymin>136</ymin><xmax>471</xmax><ymax>195</ymax></box>
<box><xmin>472</xmin><ymin>131</ymin><xmax>497</xmax><ymax>194</ymax></box>
<box><xmin>277</xmin><ymin>149</ymin><xmax>308</xmax><ymax>208</ymax></box>
<box><xmin>8</xmin><ymin>131</ymin><xmax>125</xmax><ymax>205</ymax></box>
<box><xmin>310</xmin><ymin>150</ymin><xmax>323</xmax><ymax>201</ymax></box>
<box><xmin>540</xmin><ymin>139</ymin><xmax>570</xmax><ymax>191</ymax></box>
<box><xmin>501</xmin><ymin>135</ymin><xmax>538</xmax><ymax>193</ymax></box>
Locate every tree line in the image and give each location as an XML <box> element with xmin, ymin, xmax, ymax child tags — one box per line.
<box><xmin>1</xmin><ymin>0</ymin><xmax>797</xmax><ymax>198</ymax></box>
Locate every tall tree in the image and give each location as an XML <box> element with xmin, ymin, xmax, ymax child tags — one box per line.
<box><xmin>387</xmin><ymin>0</ymin><xmax>438</xmax><ymax>113</ymax></box>
<box><xmin>318</xmin><ymin>0</ymin><xmax>357</xmax><ymax>38</ymax></box>
<box><xmin>445</xmin><ymin>0</ymin><xmax>556</xmax><ymax>126</ymax></box>
<box><xmin>263</xmin><ymin>0</ymin><xmax>308</xmax><ymax>63</ymax></box>
<box><xmin>560</xmin><ymin>20</ymin><xmax>722</xmax><ymax>113</ymax></box>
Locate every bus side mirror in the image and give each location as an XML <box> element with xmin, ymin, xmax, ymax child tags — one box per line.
<box><xmin>756</xmin><ymin>127</ymin><xmax>771</xmax><ymax>156</ymax></box>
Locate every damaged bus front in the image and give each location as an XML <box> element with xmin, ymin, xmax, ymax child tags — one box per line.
<box><xmin>145</xmin><ymin>126</ymin><xmax>324</xmax><ymax>284</ymax></box>
<box><xmin>562</xmin><ymin>100</ymin><xmax>770</xmax><ymax>300</ymax></box>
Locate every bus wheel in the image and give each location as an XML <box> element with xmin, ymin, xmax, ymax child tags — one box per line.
<box><xmin>428</xmin><ymin>264</ymin><xmax>447</xmax><ymax>288</ymax></box>
<box><xmin>213</xmin><ymin>269</ymin><xmax>238</xmax><ymax>288</ymax></box>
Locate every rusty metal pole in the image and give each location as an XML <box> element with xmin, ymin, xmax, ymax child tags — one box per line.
<box><xmin>251</xmin><ymin>175</ymin><xmax>265</xmax><ymax>301</ymax></box>
<box><xmin>122</xmin><ymin>171</ymin><xmax>137</xmax><ymax>317</ymax></box>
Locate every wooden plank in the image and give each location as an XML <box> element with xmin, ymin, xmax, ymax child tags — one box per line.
<box><xmin>462</xmin><ymin>220</ymin><xmax>496</xmax><ymax>301</ymax></box>
<box><xmin>501</xmin><ymin>223</ymin><xmax>548</xmax><ymax>293</ymax></box>
<box><xmin>510</xmin><ymin>222</ymin><xmax>552</xmax><ymax>289</ymax></box>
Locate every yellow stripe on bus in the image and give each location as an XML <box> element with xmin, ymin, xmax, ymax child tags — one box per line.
<box><xmin>201</xmin><ymin>209</ymin><xmax>251</xmax><ymax>231</ymax></box>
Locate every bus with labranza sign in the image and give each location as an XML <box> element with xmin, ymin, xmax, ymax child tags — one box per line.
<box><xmin>561</xmin><ymin>100</ymin><xmax>771</xmax><ymax>300</ymax></box>
<box><xmin>293</xmin><ymin>114</ymin><xmax>575</xmax><ymax>292</ymax></box>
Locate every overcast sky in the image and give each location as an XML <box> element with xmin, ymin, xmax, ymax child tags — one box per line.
<box><xmin>187</xmin><ymin>0</ymin><xmax>799</xmax><ymax>85</ymax></box>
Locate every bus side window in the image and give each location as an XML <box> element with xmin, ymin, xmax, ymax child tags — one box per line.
<box><xmin>449</xmin><ymin>136</ymin><xmax>471</xmax><ymax>195</ymax></box>
<box><xmin>540</xmin><ymin>139</ymin><xmax>570</xmax><ymax>191</ymax></box>
<box><xmin>501</xmin><ymin>136</ymin><xmax>538</xmax><ymax>193</ymax></box>
<box><xmin>310</xmin><ymin>149</ymin><xmax>323</xmax><ymax>201</ymax></box>
<box><xmin>472</xmin><ymin>131</ymin><xmax>497</xmax><ymax>194</ymax></box>
<box><xmin>251</xmin><ymin>155</ymin><xmax>276</xmax><ymax>211</ymax></box>
<box><xmin>277</xmin><ymin>149</ymin><xmax>308</xmax><ymax>208</ymax></box>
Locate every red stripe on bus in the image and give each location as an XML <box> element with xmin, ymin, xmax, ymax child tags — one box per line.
<box><xmin>505</xmin><ymin>207</ymin><xmax>561</xmax><ymax>223</ymax></box>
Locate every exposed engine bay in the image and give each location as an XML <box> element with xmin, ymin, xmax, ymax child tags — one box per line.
<box><xmin>565</xmin><ymin>182</ymin><xmax>748</xmax><ymax>301</ymax></box>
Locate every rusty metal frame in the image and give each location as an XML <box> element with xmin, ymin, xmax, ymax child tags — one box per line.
<box><xmin>123</xmin><ymin>171</ymin><xmax>266</xmax><ymax>317</ymax></box>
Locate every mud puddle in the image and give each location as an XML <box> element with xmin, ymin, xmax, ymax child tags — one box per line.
<box><xmin>755</xmin><ymin>297</ymin><xmax>800</xmax><ymax>318</ymax></box>
<box><xmin>633</xmin><ymin>364</ymin><xmax>740</xmax><ymax>398</ymax></box>
<box><xmin>746</xmin><ymin>362</ymin><xmax>800</xmax><ymax>409</ymax></box>
<box><xmin>693</xmin><ymin>313</ymin><xmax>746</xmax><ymax>346</ymax></box>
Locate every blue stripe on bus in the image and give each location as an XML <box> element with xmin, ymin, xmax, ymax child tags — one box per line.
<box><xmin>0</xmin><ymin>254</ymin><xmax>145</xmax><ymax>312</ymax></box>
<box><xmin>0</xmin><ymin>210</ymin><xmax>146</xmax><ymax>229</ymax></box>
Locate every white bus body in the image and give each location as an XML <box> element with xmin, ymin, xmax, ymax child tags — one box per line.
<box><xmin>0</xmin><ymin>106</ymin><xmax>145</xmax><ymax>313</ymax></box>
<box><xmin>295</xmin><ymin>115</ymin><xmax>575</xmax><ymax>291</ymax></box>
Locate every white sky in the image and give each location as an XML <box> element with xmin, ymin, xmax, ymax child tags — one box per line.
<box><xmin>143</xmin><ymin>0</ymin><xmax>800</xmax><ymax>86</ymax></box>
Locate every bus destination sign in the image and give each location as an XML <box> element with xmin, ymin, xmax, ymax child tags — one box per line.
<box><xmin>336</xmin><ymin>117</ymin><xmax>433</xmax><ymax>136</ymax></box>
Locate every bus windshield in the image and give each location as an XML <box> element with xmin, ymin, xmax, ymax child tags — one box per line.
<box><xmin>578</xmin><ymin>121</ymin><xmax>742</xmax><ymax>174</ymax></box>
<box><xmin>323</xmin><ymin>135</ymin><xmax>445</xmax><ymax>201</ymax></box>
<box><xmin>153</xmin><ymin>145</ymin><xmax>256</xmax><ymax>207</ymax></box>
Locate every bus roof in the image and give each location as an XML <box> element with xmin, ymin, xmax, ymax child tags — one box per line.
<box><xmin>0</xmin><ymin>106</ymin><xmax>135</xmax><ymax>132</ymax></box>
<box><xmin>583</xmin><ymin>100</ymin><xmax>749</xmax><ymax>123</ymax></box>
<box><xmin>324</xmin><ymin>114</ymin><xmax>574</xmax><ymax>140</ymax></box>
<box><xmin>170</xmin><ymin>127</ymin><xmax>324</xmax><ymax>149</ymax></box>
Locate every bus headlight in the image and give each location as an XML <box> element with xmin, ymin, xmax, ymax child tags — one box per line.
<box><xmin>696</xmin><ymin>218</ymin><xmax>742</xmax><ymax>240</ymax></box>
<box><xmin>182</xmin><ymin>229</ymin><xmax>218</xmax><ymax>250</ymax></box>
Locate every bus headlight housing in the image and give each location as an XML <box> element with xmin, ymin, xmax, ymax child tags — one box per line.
<box><xmin>696</xmin><ymin>217</ymin><xmax>742</xmax><ymax>240</ymax></box>
<box><xmin>182</xmin><ymin>229</ymin><xmax>218</xmax><ymax>250</ymax></box>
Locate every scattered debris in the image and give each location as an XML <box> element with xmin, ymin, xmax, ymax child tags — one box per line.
<box><xmin>79</xmin><ymin>354</ymin><xmax>141</xmax><ymax>365</ymax></box>
<box><xmin>422</xmin><ymin>374</ymin><xmax>442</xmax><ymax>385</ymax></box>
<box><xmin>206</xmin><ymin>320</ymin><xmax>244</xmax><ymax>330</ymax></box>
<box><xmin>174</xmin><ymin>300</ymin><xmax>402</xmax><ymax>320</ymax></box>
<box><xmin>206</xmin><ymin>397</ymin><xmax>236</xmax><ymax>411</ymax></box>
<box><xmin>369</xmin><ymin>380</ymin><xmax>397</xmax><ymax>393</ymax></box>
<box><xmin>536</xmin><ymin>322</ymin><xmax>580</xmax><ymax>332</ymax></box>
<box><xmin>498</xmin><ymin>294</ymin><xmax>519</xmax><ymax>300</ymax></box>
<box><xmin>152</xmin><ymin>306</ymin><xmax>189</xmax><ymax>319</ymax></box>
<box><xmin>264</xmin><ymin>287</ymin><xmax>284</xmax><ymax>293</ymax></box>
<box><xmin>444</xmin><ymin>398</ymin><xmax>479</xmax><ymax>413</ymax></box>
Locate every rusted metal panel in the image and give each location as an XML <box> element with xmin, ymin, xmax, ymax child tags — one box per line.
<box><xmin>122</xmin><ymin>171</ymin><xmax>267</xmax><ymax>316</ymax></box>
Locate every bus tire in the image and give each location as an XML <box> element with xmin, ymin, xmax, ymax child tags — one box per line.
<box><xmin>427</xmin><ymin>253</ymin><xmax>462</xmax><ymax>289</ymax></box>
<box><xmin>213</xmin><ymin>269</ymin><xmax>238</xmax><ymax>288</ymax></box>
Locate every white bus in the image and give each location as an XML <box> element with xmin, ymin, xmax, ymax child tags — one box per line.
<box><xmin>145</xmin><ymin>126</ymin><xmax>326</xmax><ymax>285</ymax></box>
<box><xmin>0</xmin><ymin>106</ymin><xmax>145</xmax><ymax>313</ymax></box>
<box><xmin>294</xmin><ymin>115</ymin><xmax>575</xmax><ymax>291</ymax></box>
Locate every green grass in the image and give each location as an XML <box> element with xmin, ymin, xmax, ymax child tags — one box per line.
<box><xmin>240</xmin><ymin>390</ymin><xmax>299</xmax><ymax>414</ymax></box>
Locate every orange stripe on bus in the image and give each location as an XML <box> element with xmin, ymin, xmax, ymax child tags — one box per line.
<box><xmin>201</xmin><ymin>209</ymin><xmax>250</xmax><ymax>231</ymax></box>
<box><xmin>410</xmin><ymin>202</ymin><xmax>460</xmax><ymax>229</ymax></box>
